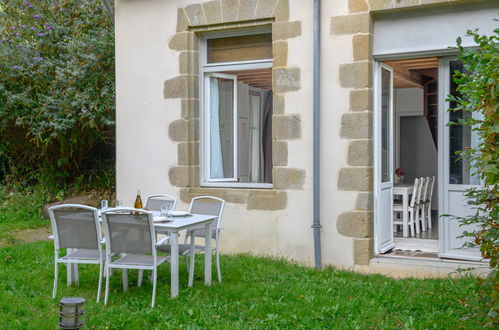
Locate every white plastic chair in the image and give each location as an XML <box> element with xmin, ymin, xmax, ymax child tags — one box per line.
<box><xmin>424</xmin><ymin>176</ymin><xmax>435</xmax><ymax>229</ymax></box>
<box><xmin>101</xmin><ymin>208</ymin><xmax>169</xmax><ymax>308</ymax></box>
<box><xmin>157</xmin><ymin>196</ymin><xmax>225</xmax><ymax>284</ymax></box>
<box><xmin>48</xmin><ymin>204</ymin><xmax>105</xmax><ymax>302</ymax></box>
<box><xmin>393</xmin><ymin>178</ymin><xmax>421</xmax><ymax>237</ymax></box>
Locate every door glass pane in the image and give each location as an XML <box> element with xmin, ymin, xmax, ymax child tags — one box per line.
<box><xmin>448</xmin><ymin>61</ymin><xmax>480</xmax><ymax>185</ymax></box>
<box><xmin>381</xmin><ymin>67</ymin><xmax>391</xmax><ymax>183</ymax></box>
<box><xmin>209</xmin><ymin>77</ymin><xmax>234</xmax><ymax>179</ymax></box>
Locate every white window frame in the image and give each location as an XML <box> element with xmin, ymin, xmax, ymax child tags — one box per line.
<box><xmin>200</xmin><ymin>28</ymin><xmax>273</xmax><ymax>188</ymax></box>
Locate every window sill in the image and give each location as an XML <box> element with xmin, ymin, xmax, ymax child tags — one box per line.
<box><xmin>200</xmin><ymin>182</ymin><xmax>273</xmax><ymax>189</ymax></box>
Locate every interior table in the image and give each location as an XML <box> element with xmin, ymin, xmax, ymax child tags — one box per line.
<box><xmin>393</xmin><ymin>184</ymin><xmax>414</xmax><ymax>237</ymax></box>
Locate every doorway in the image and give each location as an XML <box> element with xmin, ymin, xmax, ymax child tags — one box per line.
<box><xmin>373</xmin><ymin>56</ymin><xmax>481</xmax><ymax>261</ymax></box>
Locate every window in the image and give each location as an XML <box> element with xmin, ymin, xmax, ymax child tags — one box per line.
<box><xmin>201</xmin><ymin>29</ymin><xmax>273</xmax><ymax>187</ymax></box>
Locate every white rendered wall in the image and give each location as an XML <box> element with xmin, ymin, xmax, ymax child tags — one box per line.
<box><xmin>115</xmin><ymin>0</ymin><xmax>354</xmax><ymax>267</ymax></box>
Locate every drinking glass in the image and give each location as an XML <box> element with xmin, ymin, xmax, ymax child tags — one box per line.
<box><xmin>100</xmin><ymin>200</ymin><xmax>108</xmax><ymax>210</ymax></box>
<box><xmin>160</xmin><ymin>204</ymin><xmax>168</xmax><ymax>217</ymax></box>
<box><xmin>166</xmin><ymin>203</ymin><xmax>174</xmax><ymax>217</ymax></box>
<box><xmin>115</xmin><ymin>199</ymin><xmax>122</xmax><ymax>208</ymax></box>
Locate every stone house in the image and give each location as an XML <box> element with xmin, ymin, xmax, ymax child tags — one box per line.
<box><xmin>115</xmin><ymin>0</ymin><xmax>497</xmax><ymax>275</ymax></box>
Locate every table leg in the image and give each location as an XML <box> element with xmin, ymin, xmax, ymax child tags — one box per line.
<box><xmin>402</xmin><ymin>192</ymin><xmax>409</xmax><ymax>238</ymax></box>
<box><xmin>188</xmin><ymin>232</ymin><xmax>195</xmax><ymax>287</ymax></box>
<box><xmin>170</xmin><ymin>232</ymin><xmax>179</xmax><ymax>298</ymax></box>
<box><xmin>204</xmin><ymin>221</ymin><xmax>212</xmax><ymax>286</ymax></box>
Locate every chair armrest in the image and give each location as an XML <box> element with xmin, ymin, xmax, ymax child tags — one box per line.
<box><xmin>156</xmin><ymin>236</ymin><xmax>169</xmax><ymax>246</ymax></box>
<box><xmin>48</xmin><ymin>235</ymin><xmax>54</xmax><ymax>240</ymax></box>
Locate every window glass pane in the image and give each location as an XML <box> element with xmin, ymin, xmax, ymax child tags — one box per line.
<box><xmin>207</xmin><ymin>33</ymin><xmax>272</xmax><ymax>63</ymax></box>
<box><xmin>448</xmin><ymin>60</ymin><xmax>480</xmax><ymax>185</ymax></box>
<box><xmin>209</xmin><ymin>77</ymin><xmax>234</xmax><ymax>179</ymax></box>
<box><xmin>381</xmin><ymin>67</ymin><xmax>391</xmax><ymax>183</ymax></box>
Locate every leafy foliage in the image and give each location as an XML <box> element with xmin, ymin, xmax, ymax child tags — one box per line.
<box><xmin>0</xmin><ymin>0</ymin><xmax>115</xmax><ymax>188</ymax></box>
<box><xmin>448</xmin><ymin>27</ymin><xmax>498</xmax><ymax>324</ymax></box>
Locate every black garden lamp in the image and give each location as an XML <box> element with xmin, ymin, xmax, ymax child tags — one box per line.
<box><xmin>59</xmin><ymin>297</ymin><xmax>85</xmax><ymax>329</ymax></box>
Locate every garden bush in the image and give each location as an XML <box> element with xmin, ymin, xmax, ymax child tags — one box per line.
<box><xmin>0</xmin><ymin>0</ymin><xmax>115</xmax><ymax>189</ymax></box>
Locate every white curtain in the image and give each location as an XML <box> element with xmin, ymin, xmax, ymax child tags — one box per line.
<box><xmin>210</xmin><ymin>77</ymin><xmax>224</xmax><ymax>178</ymax></box>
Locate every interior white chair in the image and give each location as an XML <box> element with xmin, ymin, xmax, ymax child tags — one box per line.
<box><xmin>393</xmin><ymin>178</ymin><xmax>421</xmax><ymax>237</ymax></box>
<box><xmin>157</xmin><ymin>196</ymin><xmax>225</xmax><ymax>284</ymax></box>
<box><xmin>48</xmin><ymin>204</ymin><xmax>105</xmax><ymax>302</ymax></box>
<box><xmin>418</xmin><ymin>177</ymin><xmax>430</xmax><ymax>232</ymax></box>
<box><xmin>424</xmin><ymin>176</ymin><xmax>435</xmax><ymax>229</ymax></box>
<box><xmin>101</xmin><ymin>208</ymin><xmax>169</xmax><ymax>308</ymax></box>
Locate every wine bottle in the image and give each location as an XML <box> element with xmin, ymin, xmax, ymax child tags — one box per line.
<box><xmin>134</xmin><ymin>190</ymin><xmax>143</xmax><ymax>209</ymax></box>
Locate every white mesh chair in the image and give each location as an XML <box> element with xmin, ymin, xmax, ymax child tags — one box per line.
<box><xmin>137</xmin><ymin>194</ymin><xmax>177</xmax><ymax>287</ymax></box>
<box><xmin>145</xmin><ymin>194</ymin><xmax>177</xmax><ymax>212</ymax></box>
<box><xmin>101</xmin><ymin>208</ymin><xmax>169</xmax><ymax>308</ymax></box>
<box><xmin>393</xmin><ymin>178</ymin><xmax>421</xmax><ymax>237</ymax></box>
<box><xmin>48</xmin><ymin>204</ymin><xmax>105</xmax><ymax>302</ymax></box>
<box><xmin>157</xmin><ymin>196</ymin><xmax>225</xmax><ymax>284</ymax></box>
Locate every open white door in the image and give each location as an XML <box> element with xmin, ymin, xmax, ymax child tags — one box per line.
<box><xmin>438</xmin><ymin>58</ymin><xmax>481</xmax><ymax>261</ymax></box>
<box><xmin>375</xmin><ymin>63</ymin><xmax>395</xmax><ymax>254</ymax></box>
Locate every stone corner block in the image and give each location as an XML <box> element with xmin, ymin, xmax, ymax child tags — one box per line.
<box><xmin>273</xmin><ymin>41</ymin><xmax>288</xmax><ymax>68</ymax></box>
<box><xmin>273</xmin><ymin>0</ymin><xmax>290</xmax><ymax>22</ymax></box>
<box><xmin>273</xmin><ymin>93</ymin><xmax>285</xmax><ymax>114</ymax></box>
<box><xmin>247</xmin><ymin>190</ymin><xmax>287</xmax><ymax>210</ymax></box>
<box><xmin>177</xmin><ymin>8</ymin><xmax>190</xmax><ymax>32</ymax></box>
<box><xmin>169</xmin><ymin>119</ymin><xmax>189</xmax><ymax>142</ymax></box>
<box><xmin>273</xmin><ymin>141</ymin><xmax>288</xmax><ymax>166</ymax></box>
<box><xmin>369</xmin><ymin>0</ymin><xmax>395</xmax><ymax>12</ymax></box>
<box><xmin>352</xmin><ymin>34</ymin><xmax>372</xmax><ymax>62</ymax></box>
<box><xmin>340</xmin><ymin>112</ymin><xmax>372</xmax><ymax>139</ymax></box>
<box><xmin>349</xmin><ymin>0</ymin><xmax>369</xmax><ymax>13</ymax></box>
<box><xmin>331</xmin><ymin>13</ymin><xmax>370</xmax><ymax>35</ymax></box>
<box><xmin>238</xmin><ymin>0</ymin><xmax>258</xmax><ymax>21</ymax></box>
<box><xmin>254</xmin><ymin>0</ymin><xmax>278</xmax><ymax>19</ymax></box>
<box><xmin>273</xmin><ymin>114</ymin><xmax>301</xmax><ymax>140</ymax></box>
<box><xmin>185</xmin><ymin>3</ymin><xmax>206</xmax><ymax>26</ymax></box>
<box><xmin>338</xmin><ymin>167</ymin><xmax>373</xmax><ymax>191</ymax></box>
<box><xmin>221</xmin><ymin>0</ymin><xmax>238</xmax><ymax>23</ymax></box>
<box><xmin>169</xmin><ymin>166</ymin><xmax>190</xmax><ymax>187</ymax></box>
<box><xmin>168</xmin><ymin>32</ymin><xmax>189</xmax><ymax>51</ymax></box>
<box><xmin>339</xmin><ymin>62</ymin><xmax>372</xmax><ymax>89</ymax></box>
<box><xmin>355</xmin><ymin>192</ymin><xmax>373</xmax><ymax>211</ymax></box>
<box><xmin>273</xmin><ymin>67</ymin><xmax>300</xmax><ymax>93</ymax></box>
<box><xmin>347</xmin><ymin>140</ymin><xmax>372</xmax><ymax>166</ymax></box>
<box><xmin>337</xmin><ymin>211</ymin><xmax>373</xmax><ymax>238</ymax></box>
<box><xmin>350</xmin><ymin>89</ymin><xmax>372</xmax><ymax>112</ymax></box>
<box><xmin>273</xmin><ymin>167</ymin><xmax>305</xmax><ymax>190</ymax></box>
<box><xmin>273</xmin><ymin>21</ymin><xmax>302</xmax><ymax>41</ymax></box>
<box><xmin>203</xmin><ymin>1</ymin><xmax>222</xmax><ymax>25</ymax></box>
<box><xmin>164</xmin><ymin>75</ymin><xmax>198</xmax><ymax>99</ymax></box>
<box><xmin>353</xmin><ymin>238</ymin><xmax>373</xmax><ymax>265</ymax></box>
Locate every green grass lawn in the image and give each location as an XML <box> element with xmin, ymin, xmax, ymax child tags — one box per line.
<box><xmin>0</xmin><ymin>240</ymin><xmax>490</xmax><ymax>328</ymax></box>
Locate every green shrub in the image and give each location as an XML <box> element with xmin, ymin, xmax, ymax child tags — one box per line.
<box><xmin>448</xmin><ymin>28</ymin><xmax>499</xmax><ymax>325</ymax></box>
<box><xmin>0</xmin><ymin>0</ymin><xmax>115</xmax><ymax>188</ymax></box>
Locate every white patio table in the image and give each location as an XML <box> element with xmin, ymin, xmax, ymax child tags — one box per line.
<box><xmin>66</xmin><ymin>212</ymin><xmax>216</xmax><ymax>299</ymax></box>
<box><xmin>393</xmin><ymin>184</ymin><xmax>413</xmax><ymax>237</ymax></box>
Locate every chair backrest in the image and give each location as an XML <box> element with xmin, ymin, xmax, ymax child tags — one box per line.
<box><xmin>49</xmin><ymin>204</ymin><xmax>101</xmax><ymax>251</ymax></box>
<box><xmin>426</xmin><ymin>176</ymin><xmax>435</xmax><ymax>202</ymax></box>
<box><xmin>419</xmin><ymin>177</ymin><xmax>429</xmax><ymax>204</ymax></box>
<box><xmin>409</xmin><ymin>178</ymin><xmax>420</xmax><ymax>208</ymax></box>
<box><xmin>145</xmin><ymin>194</ymin><xmax>177</xmax><ymax>212</ymax></box>
<box><xmin>189</xmin><ymin>196</ymin><xmax>225</xmax><ymax>238</ymax></box>
<box><xmin>101</xmin><ymin>208</ymin><xmax>155</xmax><ymax>255</ymax></box>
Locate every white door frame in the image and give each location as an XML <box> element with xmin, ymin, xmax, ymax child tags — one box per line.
<box><xmin>373</xmin><ymin>62</ymin><xmax>395</xmax><ymax>255</ymax></box>
<box><xmin>437</xmin><ymin>57</ymin><xmax>482</xmax><ymax>261</ymax></box>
